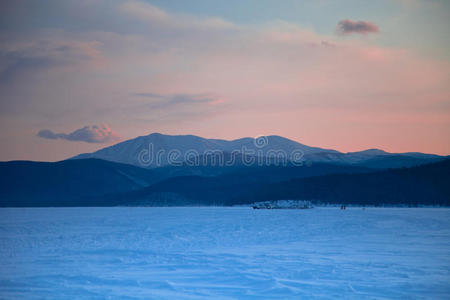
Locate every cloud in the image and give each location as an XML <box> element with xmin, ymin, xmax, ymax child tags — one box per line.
<box><xmin>37</xmin><ymin>124</ymin><xmax>120</xmax><ymax>143</ymax></box>
<box><xmin>133</xmin><ymin>92</ymin><xmax>222</xmax><ymax>108</ymax></box>
<box><xmin>336</xmin><ymin>19</ymin><xmax>379</xmax><ymax>35</ymax></box>
<box><xmin>0</xmin><ymin>37</ymin><xmax>103</xmax><ymax>84</ymax></box>
<box><xmin>119</xmin><ymin>0</ymin><xmax>237</xmax><ymax>31</ymax></box>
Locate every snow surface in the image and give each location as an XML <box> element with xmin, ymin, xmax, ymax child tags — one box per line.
<box><xmin>0</xmin><ymin>207</ymin><xmax>449</xmax><ymax>299</ymax></box>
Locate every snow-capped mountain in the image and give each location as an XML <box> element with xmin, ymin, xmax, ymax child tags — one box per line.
<box><xmin>71</xmin><ymin>133</ymin><xmax>337</xmax><ymax>168</ymax></box>
<box><xmin>71</xmin><ymin>133</ymin><xmax>444</xmax><ymax>168</ymax></box>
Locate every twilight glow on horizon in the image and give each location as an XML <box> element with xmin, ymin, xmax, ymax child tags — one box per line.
<box><xmin>0</xmin><ymin>0</ymin><xmax>449</xmax><ymax>161</ymax></box>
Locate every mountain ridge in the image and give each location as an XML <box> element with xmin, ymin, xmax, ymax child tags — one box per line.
<box><xmin>1</xmin><ymin>157</ymin><xmax>449</xmax><ymax>207</ymax></box>
<box><xmin>71</xmin><ymin>133</ymin><xmax>446</xmax><ymax>169</ymax></box>
<box><xmin>0</xmin><ymin>158</ymin><xmax>372</xmax><ymax>207</ymax></box>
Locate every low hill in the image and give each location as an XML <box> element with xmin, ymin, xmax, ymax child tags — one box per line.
<box><xmin>0</xmin><ymin>160</ymin><xmax>372</xmax><ymax>206</ymax></box>
<box><xmin>114</xmin><ymin>160</ymin><xmax>450</xmax><ymax>207</ymax></box>
<box><xmin>2</xmin><ymin>158</ymin><xmax>448</xmax><ymax>207</ymax></box>
<box><xmin>0</xmin><ymin>159</ymin><xmax>162</xmax><ymax>207</ymax></box>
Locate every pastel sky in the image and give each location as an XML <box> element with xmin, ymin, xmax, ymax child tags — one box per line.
<box><xmin>0</xmin><ymin>0</ymin><xmax>449</xmax><ymax>161</ymax></box>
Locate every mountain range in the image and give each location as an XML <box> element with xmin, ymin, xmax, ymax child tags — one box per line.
<box><xmin>72</xmin><ymin>133</ymin><xmax>445</xmax><ymax>169</ymax></box>
<box><xmin>1</xmin><ymin>133</ymin><xmax>449</xmax><ymax>207</ymax></box>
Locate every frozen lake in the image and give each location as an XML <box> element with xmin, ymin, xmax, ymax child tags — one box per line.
<box><xmin>0</xmin><ymin>207</ymin><xmax>449</xmax><ymax>299</ymax></box>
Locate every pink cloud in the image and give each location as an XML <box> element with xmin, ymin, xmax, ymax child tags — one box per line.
<box><xmin>37</xmin><ymin>124</ymin><xmax>120</xmax><ymax>143</ymax></box>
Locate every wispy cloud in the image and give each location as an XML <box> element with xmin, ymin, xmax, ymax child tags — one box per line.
<box><xmin>133</xmin><ymin>92</ymin><xmax>222</xmax><ymax>108</ymax></box>
<box><xmin>37</xmin><ymin>124</ymin><xmax>120</xmax><ymax>143</ymax></box>
<box><xmin>119</xmin><ymin>0</ymin><xmax>237</xmax><ymax>31</ymax></box>
<box><xmin>0</xmin><ymin>37</ymin><xmax>102</xmax><ymax>83</ymax></box>
<box><xmin>336</xmin><ymin>19</ymin><xmax>379</xmax><ymax>35</ymax></box>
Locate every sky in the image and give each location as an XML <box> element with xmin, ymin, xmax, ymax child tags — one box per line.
<box><xmin>0</xmin><ymin>0</ymin><xmax>449</xmax><ymax>161</ymax></box>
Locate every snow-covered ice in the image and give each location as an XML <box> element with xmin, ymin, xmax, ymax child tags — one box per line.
<box><xmin>0</xmin><ymin>207</ymin><xmax>449</xmax><ymax>299</ymax></box>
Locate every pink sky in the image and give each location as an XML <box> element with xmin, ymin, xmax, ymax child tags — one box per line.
<box><xmin>0</xmin><ymin>0</ymin><xmax>449</xmax><ymax>161</ymax></box>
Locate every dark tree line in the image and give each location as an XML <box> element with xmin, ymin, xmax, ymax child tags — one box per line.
<box><xmin>229</xmin><ymin>160</ymin><xmax>450</xmax><ymax>206</ymax></box>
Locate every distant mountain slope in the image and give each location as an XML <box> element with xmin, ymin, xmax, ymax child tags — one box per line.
<box><xmin>302</xmin><ymin>151</ymin><xmax>444</xmax><ymax>167</ymax></box>
<box><xmin>0</xmin><ymin>159</ymin><xmax>164</xmax><ymax>207</ymax></box>
<box><xmin>354</xmin><ymin>154</ymin><xmax>445</xmax><ymax>169</ymax></box>
<box><xmin>71</xmin><ymin>133</ymin><xmax>446</xmax><ymax>169</ymax></box>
